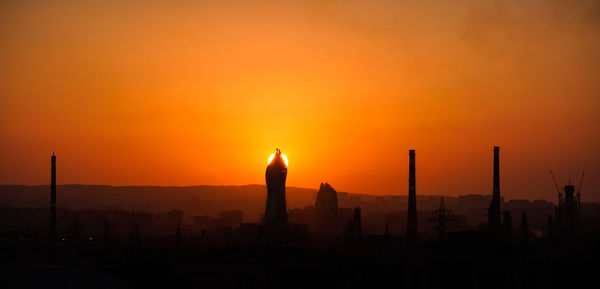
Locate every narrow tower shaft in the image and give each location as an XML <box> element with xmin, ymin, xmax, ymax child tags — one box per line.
<box><xmin>407</xmin><ymin>149</ymin><xmax>418</xmax><ymax>242</ymax></box>
<box><xmin>493</xmin><ymin>146</ymin><xmax>500</xmax><ymax>200</ymax></box>
<box><xmin>49</xmin><ymin>153</ymin><xmax>57</xmax><ymax>242</ymax></box>
<box><xmin>264</xmin><ymin>149</ymin><xmax>288</xmax><ymax>231</ymax></box>
<box><xmin>488</xmin><ymin>146</ymin><xmax>502</xmax><ymax>237</ymax></box>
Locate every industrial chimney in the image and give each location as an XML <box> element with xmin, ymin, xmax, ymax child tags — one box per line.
<box><xmin>406</xmin><ymin>149</ymin><xmax>418</xmax><ymax>242</ymax></box>
<box><xmin>49</xmin><ymin>153</ymin><xmax>57</xmax><ymax>243</ymax></box>
<box><xmin>488</xmin><ymin>146</ymin><xmax>502</xmax><ymax>238</ymax></box>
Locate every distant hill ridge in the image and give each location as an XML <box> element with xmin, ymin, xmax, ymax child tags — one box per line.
<box><xmin>0</xmin><ymin>184</ymin><xmax>319</xmax><ymax>222</ymax></box>
<box><xmin>0</xmin><ymin>185</ymin><xmax>561</xmax><ymax>223</ymax></box>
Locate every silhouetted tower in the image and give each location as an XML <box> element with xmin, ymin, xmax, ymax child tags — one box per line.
<box><xmin>427</xmin><ymin>197</ymin><xmax>456</xmax><ymax>241</ymax></box>
<box><xmin>314</xmin><ymin>182</ymin><xmax>338</xmax><ymax>238</ymax></box>
<box><xmin>49</xmin><ymin>153</ymin><xmax>57</xmax><ymax>243</ymax></box>
<box><xmin>550</xmin><ymin>170</ymin><xmax>583</xmax><ymax>237</ymax></box>
<box><xmin>563</xmin><ymin>184</ymin><xmax>577</xmax><ymax>234</ymax></box>
<box><xmin>406</xmin><ymin>149</ymin><xmax>418</xmax><ymax>242</ymax></box>
<box><xmin>503</xmin><ymin>211</ymin><xmax>513</xmax><ymax>241</ymax></box>
<box><xmin>488</xmin><ymin>146</ymin><xmax>502</xmax><ymax>238</ymax></box>
<box><xmin>521</xmin><ymin>213</ymin><xmax>529</xmax><ymax>244</ymax></box>
<box><xmin>264</xmin><ymin>149</ymin><xmax>288</xmax><ymax>231</ymax></box>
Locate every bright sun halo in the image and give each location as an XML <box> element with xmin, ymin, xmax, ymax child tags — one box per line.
<box><xmin>268</xmin><ymin>153</ymin><xmax>288</xmax><ymax>166</ymax></box>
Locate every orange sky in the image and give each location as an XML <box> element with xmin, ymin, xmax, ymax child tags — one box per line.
<box><xmin>1</xmin><ymin>1</ymin><xmax>599</xmax><ymax>201</ymax></box>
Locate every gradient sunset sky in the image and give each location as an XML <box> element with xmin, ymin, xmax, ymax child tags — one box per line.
<box><xmin>1</xmin><ymin>0</ymin><xmax>599</xmax><ymax>201</ymax></box>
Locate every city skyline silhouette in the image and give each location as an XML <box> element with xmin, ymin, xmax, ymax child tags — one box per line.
<box><xmin>1</xmin><ymin>1</ymin><xmax>599</xmax><ymax>288</ymax></box>
<box><xmin>1</xmin><ymin>1</ymin><xmax>599</xmax><ymax>203</ymax></box>
<box><xmin>1</xmin><ymin>146</ymin><xmax>597</xmax><ymax>288</ymax></box>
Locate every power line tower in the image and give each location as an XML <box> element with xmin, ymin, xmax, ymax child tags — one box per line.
<box><xmin>427</xmin><ymin>198</ymin><xmax>456</xmax><ymax>241</ymax></box>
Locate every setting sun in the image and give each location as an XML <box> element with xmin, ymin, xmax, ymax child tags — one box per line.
<box><xmin>268</xmin><ymin>153</ymin><xmax>288</xmax><ymax>167</ymax></box>
<box><xmin>0</xmin><ymin>0</ymin><xmax>598</xmax><ymax>202</ymax></box>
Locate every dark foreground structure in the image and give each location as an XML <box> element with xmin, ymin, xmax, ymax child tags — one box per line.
<box><xmin>2</xmin><ymin>232</ymin><xmax>598</xmax><ymax>289</ymax></box>
<box><xmin>1</xmin><ymin>151</ymin><xmax>599</xmax><ymax>288</ymax></box>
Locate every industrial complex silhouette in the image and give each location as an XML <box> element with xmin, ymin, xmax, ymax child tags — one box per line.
<box><xmin>0</xmin><ymin>146</ymin><xmax>597</xmax><ymax>288</ymax></box>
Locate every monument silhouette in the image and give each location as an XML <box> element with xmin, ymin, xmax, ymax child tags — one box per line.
<box><xmin>264</xmin><ymin>149</ymin><xmax>288</xmax><ymax>239</ymax></box>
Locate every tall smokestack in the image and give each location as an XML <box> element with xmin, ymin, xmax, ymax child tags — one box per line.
<box><xmin>406</xmin><ymin>149</ymin><xmax>418</xmax><ymax>242</ymax></box>
<box><xmin>488</xmin><ymin>146</ymin><xmax>502</xmax><ymax>238</ymax></box>
<box><xmin>493</xmin><ymin>146</ymin><xmax>500</xmax><ymax>201</ymax></box>
<box><xmin>49</xmin><ymin>152</ymin><xmax>57</xmax><ymax>242</ymax></box>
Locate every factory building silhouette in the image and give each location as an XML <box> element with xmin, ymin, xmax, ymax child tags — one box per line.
<box><xmin>4</xmin><ymin>147</ymin><xmax>594</xmax><ymax>288</ymax></box>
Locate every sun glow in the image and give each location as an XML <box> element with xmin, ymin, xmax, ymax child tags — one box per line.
<box><xmin>268</xmin><ymin>153</ymin><xmax>288</xmax><ymax>167</ymax></box>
